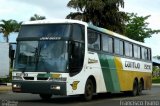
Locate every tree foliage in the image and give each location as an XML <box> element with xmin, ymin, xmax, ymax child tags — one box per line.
<box><xmin>0</xmin><ymin>19</ymin><xmax>21</xmax><ymax>42</ymax></box>
<box><xmin>125</xmin><ymin>13</ymin><xmax>160</xmax><ymax>42</ymax></box>
<box><xmin>66</xmin><ymin>0</ymin><xmax>127</xmax><ymax>34</ymax></box>
<box><xmin>153</xmin><ymin>55</ymin><xmax>160</xmax><ymax>60</ymax></box>
<box><xmin>30</xmin><ymin>14</ymin><xmax>46</xmax><ymax>21</ymax></box>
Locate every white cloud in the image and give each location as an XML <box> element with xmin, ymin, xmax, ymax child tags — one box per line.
<box><xmin>0</xmin><ymin>0</ymin><xmax>16</xmax><ymax>15</ymax></box>
<box><xmin>121</xmin><ymin>0</ymin><xmax>160</xmax><ymax>30</ymax></box>
<box><xmin>12</xmin><ymin>0</ymin><xmax>74</xmax><ymax>19</ymax></box>
<box><xmin>0</xmin><ymin>0</ymin><xmax>74</xmax><ymax>21</ymax></box>
<box><xmin>145</xmin><ymin>35</ymin><xmax>160</xmax><ymax>56</ymax></box>
<box><xmin>147</xmin><ymin>14</ymin><xmax>160</xmax><ymax>29</ymax></box>
<box><xmin>0</xmin><ymin>0</ymin><xmax>45</xmax><ymax>21</ymax></box>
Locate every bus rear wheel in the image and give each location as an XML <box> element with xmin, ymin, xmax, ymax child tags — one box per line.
<box><xmin>39</xmin><ymin>94</ymin><xmax>52</xmax><ymax>100</ymax></box>
<box><xmin>138</xmin><ymin>81</ymin><xmax>143</xmax><ymax>95</ymax></box>
<box><xmin>84</xmin><ymin>79</ymin><xmax>94</xmax><ymax>101</ymax></box>
<box><xmin>131</xmin><ymin>80</ymin><xmax>138</xmax><ymax>96</ymax></box>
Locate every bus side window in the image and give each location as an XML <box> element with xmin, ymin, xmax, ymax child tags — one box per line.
<box><xmin>114</xmin><ymin>38</ymin><xmax>120</xmax><ymax>54</ymax></box>
<box><xmin>141</xmin><ymin>47</ymin><xmax>148</xmax><ymax>60</ymax></box>
<box><xmin>102</xmin><ymin>34</ymin><xmax>113</xmax><ymax>53</ymax></box>
<box><xmin>87</xmin><ymin>29</ymin><xmax>100</xmax><ymax>50</ymax></box>
<box><xmin>114</xmin><ymin>38</ymin><xmax>124</xmax><ymax>55</ymax></box>
<box><xmin>133</xmin><ymin>44</ymin><xmax>141</xmax><ymax>59</ymax></box>
<box><xmin>148</xmin><ymin>49</ymin><xmax>151</xmax><ymax>60</ymax></box>
<box><xmin>119</xmin><ymin>40</ymin><xmax>124</xmax><ymax>55</ymax></box>
<box><xmin>125</xmin><ymin>42</ymin><xmax>133</xmax><ymax>57</ymax></box>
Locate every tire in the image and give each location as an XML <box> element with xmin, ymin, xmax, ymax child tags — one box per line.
<box><xmin>131</xmin><ymin>80</ymin><xmax>138</xmax><ymax>96</ymax></box>
<box><xmin>39</xmin><ymin>94</ymin><xmax>52</xmax><ymax>100</ymax></box>
<box><xmin>84</xmin><ymin>79</ymin><xmax>94</xmax><ymax>101</ymax></box>
<box><xmin>138</xmin><ymin>81</ymin><xmax>143</xmax><ymax>95</ymax></box>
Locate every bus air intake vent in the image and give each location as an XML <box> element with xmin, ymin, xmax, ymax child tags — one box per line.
<box><xmin>23</xmin><ymin>77</ymin><xmax>34</xmax><ymax>80</ymax></box>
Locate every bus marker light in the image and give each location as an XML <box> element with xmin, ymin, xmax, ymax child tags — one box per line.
<box><xmin>52</xmin><ymin>74</ymin><xmax>61</xmax><ymax>78</ymax></box>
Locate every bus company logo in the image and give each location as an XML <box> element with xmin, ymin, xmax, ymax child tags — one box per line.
<box><xmin>40</xmin><ymin>36</ymin><xmax>61</xmax><ymax>40</ymax></box>
<box><xmin>70</xmin><ymin>81</ymin><xmax>80</xmax><ymax>90</ymax></box>
<box><xmin>16</xmin><ymin>73</ymin><xmax>28</xmax><ymax>77</ymax></box>
<box><xmin>88</xmin><ymin>58</ymin><xmax>98</xmax><ymax>64</ymax></box>
<box><xmin>144</xmin><ymin>64</ymin><xmax>151</xmax><ymax>70</ymax></box>
<box><xmin>125</xmin><ymin>61</ymin><xmax>140</xmax><ymax>69</ymax></box>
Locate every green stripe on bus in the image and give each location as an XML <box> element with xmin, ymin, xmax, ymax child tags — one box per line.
<box><xmin>37</xmin><ymin>73</ymin><xmax>51</xmax><ymax>78</ymax></box>
<box><xmin>99</xmin><ymin>54</ymin><xmax>121</xmax><ymax>92</ymax></box>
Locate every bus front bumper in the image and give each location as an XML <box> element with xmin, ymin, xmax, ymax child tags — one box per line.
<box><xmin>12</xmin><ymin>80</ymin><xmax>66</xmax><ymax>95</ymax></box>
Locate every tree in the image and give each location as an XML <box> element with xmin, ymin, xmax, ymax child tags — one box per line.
<box><xmin>0</xmin><ymin>19</ymin><xmax>20</xmax><ymax>42</ymax></box>
<box><xmin>66</xmin><ymin>0</ymin><xmax>127</xmax><ymax>34</ymax></box>
<box><xmin>125</xmin><ymin>13</ymin><xmax>160</xmax><ymax>42</ymax></box>
<box><xmin>152</xmin><ymin>66</ymin><xmax>160</xmax><ymax>77</ymax></box>
<box><xmin>153</xmin><ymin>56</ymin><xmax>160</xmax><ymax>60</ymax></box>
<box><xmin>30</xmin><ymin>14</ymin><xmax>46</xmax><ymax>21</ymax></box>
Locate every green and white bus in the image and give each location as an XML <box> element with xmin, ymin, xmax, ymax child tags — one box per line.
<box><xmin>12</xmin><ymin>19</ymin><xmax>152</xmax><ymax>101</ymax></box>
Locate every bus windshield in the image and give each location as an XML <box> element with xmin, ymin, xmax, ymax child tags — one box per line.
<box><xmin>14</xmin><ymin>41</ymin><xmax>68</xmax><ymax>73</ymax></box>
<box><xmin>18</xmin><ymin>24</ymin><xmax>71</xmax><ymax>38</ymax></box>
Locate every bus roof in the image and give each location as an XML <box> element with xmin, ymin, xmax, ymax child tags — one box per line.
<box><xmin>22</xmin><ymin>19</ymin><xmax>150</xmax><ymax>48</ymax></box>
<box><xmin>22</xmin><ymin>19</ymin><xmax>88</xmax><ymax>26</ymax></box>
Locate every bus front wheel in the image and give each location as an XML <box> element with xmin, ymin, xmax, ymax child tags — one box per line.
<box><xmin>39</xmin><ymin>94</ymin><xmax>52</xmax><ymax>100</ymax></box>
<box><xmin>84</xmin><ymin>79</ymin><xmax>94</xmax><ymax>101</ymax></box>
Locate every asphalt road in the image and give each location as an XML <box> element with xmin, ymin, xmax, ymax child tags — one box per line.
<box><xmin>0</xmin><ymin>85</ymin><xmax>160</xmax><ymax>106</ymax></box>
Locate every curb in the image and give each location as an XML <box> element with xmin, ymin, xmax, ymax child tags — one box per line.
<box><xmin>0</xmin><ymin>83</ymin><xmax>12</xmax><ymax>86</ymax></box>
<box><xmin>7</xmin><ymin>83</ymin><xmax>12</xmax><ymax>86</ymax></box>
<box><xmin>152</xmin><ymin>83</ymin><xmax>160</xmax><ymax>86</ymax></box>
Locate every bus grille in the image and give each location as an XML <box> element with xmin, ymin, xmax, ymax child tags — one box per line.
<box><xmin>37</xmin><ymin>77</ymin><xmax>48</xmax><ymax>80</ymax></box>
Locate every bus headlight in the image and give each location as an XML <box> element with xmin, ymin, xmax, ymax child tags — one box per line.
<box><xmin>50</xmin><ymin>85</ymin><xmax>61</xmax><ymax>90</ymax></box>
<box><xmin>12</xmin><ymin>84</ymin><xmax>21</xmax><ymax>88</ymax></box>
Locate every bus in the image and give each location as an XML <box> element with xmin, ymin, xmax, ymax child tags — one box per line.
<box><xmin>12</xmin><ymin>19</ymin><xmax>152</xmax><ymax>101</ymax></box>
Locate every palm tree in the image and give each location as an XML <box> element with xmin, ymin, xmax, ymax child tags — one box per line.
<box><xmin>66</xmin><ymin>0</ymin><xmax>127</xmax><ymax>34</ymax></box>
<box><xmin>0</xmin><ymin>19</ymin><xmax>20</xmax><ymax>42</ymax></box>
<box><xmin>30</xmin><ymin>14</ymin><xmax>46</xmax><ymax>21</ymax></box>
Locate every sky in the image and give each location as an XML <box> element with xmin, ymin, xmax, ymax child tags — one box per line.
<box><xmin>0</xmin><ymin>0</ymin><xmax>160</xmax><ymax>56</ymax></box>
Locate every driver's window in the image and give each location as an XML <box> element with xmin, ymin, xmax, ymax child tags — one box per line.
<box><xmin>69</xmin><ymin>42</ymin><xmax>85</xmax><ymax>74</ymax></box>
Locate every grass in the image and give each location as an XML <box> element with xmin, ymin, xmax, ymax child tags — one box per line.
<box><xmin>152</xmin><ymin>77</ymin><xmax>160</xmax><ymax>83</ymax></box>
